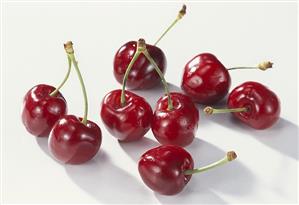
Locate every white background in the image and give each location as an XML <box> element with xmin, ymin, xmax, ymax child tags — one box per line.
<box><xmin>1</xmin><ymin>1</ymin><xmax>298</xmax><ymax>204</ymax></box>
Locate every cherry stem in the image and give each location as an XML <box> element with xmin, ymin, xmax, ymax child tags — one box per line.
<box><xmin>154</xmin><ymin>5</ymin><xmax>186</xmax><ymax>46</ymax></box>
<box><xmin>64</xmin><ymin>41</ymin><xmax>88</xmax><ymax>125</ymax></box>
<box><xmin>184</xmin><ymin>151</ymin><xmax>237</xmax><ymax>175</ymax></box>
<box><xmin>120</xmin><ymin>39</ymin><xmax>146</xmax><ymax>106</ymax></box>
<box><xmin>227</xmin><ymin>61</ymin><xmax>273</xmax><ymax>71</ymax></box>
<box><xmin>49</xmin><ymin>56</ymin><xmax>72</xmax><ymax>97</ymax></box>
<box><xmin>204</xmin><ymin>106</ymin><xmax>248</xmax><ymax>115</ymax></box>
<box><xmin>142</xmin><ymin>46</ymin><xmax>174</xmax><ymax>110</ymax></box>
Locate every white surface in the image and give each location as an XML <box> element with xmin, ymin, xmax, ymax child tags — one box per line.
<box><xmin>1</xmin><ymin>1</ymin><xmax>298</xmax><ymax>204</ymax></box>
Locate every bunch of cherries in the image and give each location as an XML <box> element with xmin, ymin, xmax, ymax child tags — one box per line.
<box><xmin>22</xmin><ymin>5</ymin><xmax>280</xmax><ymax>196</ymax></box>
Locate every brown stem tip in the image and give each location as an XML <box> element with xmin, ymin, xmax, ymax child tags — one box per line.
<box><xmin>258</xmin><ymin>61</ymin><xmax>273</xmax><ymax>70</ymax></box>
<box><xmin>203</xmin><ymin>106</ymin><xmax>214</xmax><ymax>115</ymax></box>
<box><xmin>178</xmin><ymin>5</ymin><xmax>187</xmax><ymax>19</ymax></box>
<box><xmin>227</xmin><ymin>151</ymin><xmax>237</xmax><ymax>161</ymax></box>
<box><xmin>64</xmin><ymin>41</ymin><xmax>74</xmax><ymax>54</ymax></box>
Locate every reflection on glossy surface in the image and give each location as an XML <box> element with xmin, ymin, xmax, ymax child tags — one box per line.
<box><xmin>113</xmin><ymin>41</ymin><xmax>167</xmax><ymax>89</ymax></box>
<box><xmin>181</xmin><ymin>53</ymin><xmax>231</xmax><ymax>104</ymax></box>
<box><xmin>151</xmin><ymin>92</ymin><xmax>199</xmax><ymax>146</ymax></box>
<box><xmin>100</xmin><ymin>89</ymin><xmax>153</xmax><ymax>142</ymax></box>
<box><xmin>21</xmin><ymin>84</ymin><xmax>67</xmax><ymax>137</ymax></box>
<box><xmin>228</xmin><ymin>81</ymin><xmax>280</xmax><ymax>129</ymax></box>
<box><xmin>49</xmin><ymin>115</ymin><xmax>102</xmax><ymax>164</ymax></box>
<box><xmin>138</xmin><ymin>145</ymin><xmax>194</xmax><ymax>195</ymax></box>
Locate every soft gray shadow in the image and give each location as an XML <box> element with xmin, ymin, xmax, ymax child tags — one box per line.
<box><xmin>206</xmin><ymin>114</ymin><xmax>298</xmax><ymax>160</ymax></box>
<box><xmin>65</xmin><ymin>151</ymin><xmax>154</xmax><ymax>204</ymax></box>
<box><xmin>133</xmin><ymin>83</ymin><xmax>182</xmax><ymax>108</ymax></box>
<box><xmin>36</xmin><ymin>136</ymin><xmax>51</xmax><ymax>157</ymax></box>
<box><xmin>155</xmin><ymin>138</ymin><xmax>255</xmax><ymax>204</ymax></box>
<box><xmin>119</xmin><ymin>137</ymin><xmax>160</xmax><ymax>162</ymax></box>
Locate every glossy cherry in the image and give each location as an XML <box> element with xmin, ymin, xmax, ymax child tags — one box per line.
<box><xmin>138</xmin><ymin>145</ymin><xmax>237</xmax><ymax>195</ymax></box>
<box><xmin>49</xmin><ymin>115</ymin><xmax>101</xmax><ymax>164</ymax></box>
<box><xmin>113</xmin><ymin>5</ymin><xmax>186</xmax><ymax>90</ymax></box>
<box><xmin>49</xmin><ymin>41</ymin><xmax>102</xmax><ymax>164</ymax></box>
<box><xmin>100</xmin><ymin>89</ymin><xmax>152</xmax><ymax>142</ymax></box>
<box><xmin>114</xmin><ymin>41</ymin><xmax>166</xmax><ymax>89</ymax></box>
<box><xmin>204</xmin><ymin>81</ymin><xmax>280</xmax><ymax>129</ymax></box>
<box><xmin>22</xmin><ymin>84</ymin><xmax>67</xmax><ymax>137</ymax></box>
<box><xmin>181</xmin><ymin>53</ymin><xmax>273</xmax><ymax>104</ymax></box>
<box><xmin>152</xmin><ymin>92</ymin><xmax>199</xmax><ymax>147</ymax></box>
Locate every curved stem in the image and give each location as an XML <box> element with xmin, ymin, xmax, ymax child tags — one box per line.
<box><xmin>69</xmin><ymin>54</ymin><xmax>88</xmax><ymax>125</ymax></box>
<box><xmin>204</xmin><ymin>106</ymin><xmax>248</xmax><ymax>115</ymax></box>
<box><xmin>49</xmin><ymin>56</ymin><xmax>72</xmax><ymax>97</ymax></box>
<box><xmin>154</xmin><ymin>5</ymin><xmax>186</xmax><ymax>46</ymax></box>
<box><xmin>120</xmin><ymin>52</ymin><xmax>142</xmax><ymax>106</ymax></box>
<box><xmin>227</xmin><ymin>61</ymin><xmax>273</xmax><ymax>71</ymax></box>
<box><xmin>142</xmin><ymin>49</ymin><xmax>173</xmax><ymax>110</ymax></box>
<box><xmin>184</xmin><ymin>151</ymin><xmax>237</xmax><ymax>175</ymax></box>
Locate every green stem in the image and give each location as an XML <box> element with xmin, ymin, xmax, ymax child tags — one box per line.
<box><xmin>227</xmin><ymin>67</ymin><xmax>260</xmax><ymax>71</ymax></box>
<box><xmin>49</xmin><ymin>56</ymin><xmax>71</xmax><ymax>97</ymax></box>
<box><xmin>120</xmin><ymin>51</ymin><xmax>142</xmax><ymax>106</ymax></box>
<box><xmin>204</xmin><ymin>106</ymin><xmax>248</xmax><ymax>115</ymax></box>
<box><xmin>68</xmin><ymin>54</ymin><xmax>88</xmax><ymax>125</ymax></box>
<box><xmin>142</xmin><ymin>50</ymin><xmax>173</xmax><ymax>110</ymax></box>
<box><xmin>184</xmin><ymin>151</ymin><xmax>237</xmax><ymax>175</ymax></box>
<box><xmin>154</xmin><ymin>5</ymin><xmax>186</xmax><ymax>46</ymax></box>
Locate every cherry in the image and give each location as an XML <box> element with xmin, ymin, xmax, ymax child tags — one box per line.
<box><xmin>49</xmin><ymin>42</ymin><xmax>101</xmax><ymax>164</ymax></box>
<box><xmin>113</xmin><ymin>5</ymin><xmax>186</xmax><ymax>89</ymax></box>
<box><xmin>100</xmin><ymin>90</ymin><xmax>152</xmax><ymax>142</ymax></box>
<box><xmin>22</xmin><ymin>53</ymin><xmax>72</xmax><ymax>137</ymax></box>
<box><xmin>101</xmin><ymin>40</ymin><xmax>153</xmax><ymax>142</ymax></box>
<box><xmin>204</xmin><ymin>81</ymin><xmax>280</xmax><ymax>129</ymax></box>
<box><xmin>138</xmin><ymin>145</ymin><xmax>237</xmax><ymax>195</ymax></box>
<box><xmin>152</xmin><ymin>92</ymin><xmax>199</xmax><ymax>147</ymax></box>
<box><xmin>181</xmin><ymin>53</ymin><xmax>273</xmax><ymax>104</ymax></box>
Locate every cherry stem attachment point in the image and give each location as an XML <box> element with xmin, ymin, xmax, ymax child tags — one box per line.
<box><xmin>49</xmin><ymin>56</ymin><xmax>72</xmax><ymax>97</ymax></box>
<box><xmin>154</xmin><ymin>4</ymin><xmax>186</xmax><ymax>46</ymax></box>
<box><xmin>64</xmin><ymin>41</ymin><xmax>88</xmax><ymax>125</ymax></box>
<box><xmin>141</xmin><ymin>44</ymin><xmax>174</xmax><ymax>110</ymax></box>
<box><xmin>227</xmin><ymin>61</ymin><xmax>273</xmax><ymax>71</ymax></box>
<box><xmin>204</xmin><ymin>106</ymin><xmax>248</xmax><ymax>115</ymax></box>
<box><xmin>120</xmin><ymin>39</ymin><xmax>146</xmax><ymax>106</ymax></box>
<box><xmin>184</xmin><ymin>151</ymin><xmax>237</xmax><ymax>175</ymax></box>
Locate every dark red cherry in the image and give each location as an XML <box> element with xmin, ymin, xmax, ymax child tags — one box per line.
<box><xmin>138</xmin><ymin>145</ymin><xmax>194</xmax><ymax>195</ymax></box>
<box><xmin>227</xmin><ymin>81</ymin><xmax>280</xmax><ymax>129</ymax></box>
<box><xmin>181</xmin><ymin>53</ymin><xmax>231</xmax><ymax>105</ymax></box>
<box><xmin>113</xmin><ymin>41</ymin><xmax>166</xmax><ymax>90</ymax></box>
<box><xmin>151</xmin><ymin>92</ymin><xmax>199</xmax><ymax>147</ymax></box>
<box><xmin>22</xmin><ymin>84</ymin><xmax>67</xmax><ymax>137</ymax></box>
<box><xmin>100</xmin><ymin>89</ymin><xmax>153</xmax><ymax>142</ymax></box>
<box><xmin>49</xmin><ymin>115</ymin><xmax>102</xmax><ymax>164</ymax></box>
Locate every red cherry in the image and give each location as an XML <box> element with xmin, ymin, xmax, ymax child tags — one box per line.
<box><xmin>204</xmin><ymin>81</ymin><xmax>280</xmax><ymax>129</ymax></box>
<box><xmin>100</xmin><ymin>89</ymin><xmax>153</xmax><ymax>142</ymax></box>
<box><xmin>138</xmin><ymin>145</ymin><xmax>194</xmax><ymax>195</ymax></box>
<box><xmin>151</xmin><ymin>92</ymin><xmax>199</xmax><ymax>147</ymax></box>
<box><xmin>22</xmin><ymin>84</ymin><xmax>67</xmax><ymax>137</ymax></box>
<box><xmin>113</xmin><ymin>41</ymin><xmax>166</xmax><ymax>90</ymax></box>
<box><xmin>227</xmin><ymin>81</ymin><xmax>280</xmax><ymax>129</ymax></box>
<box><xmin>181</xmin><ymin>53</ymin><xmax>231</xmax><ymax>104</ymax></box>
<box><xmin>138</xmin><ymin>145</ymin><xmax>237</xmax><ymax>195</ymax></box>
<box><xmin>49</xmin><ymin>115</ymin><xmax>102</xmax><ymax>164</ymax></box>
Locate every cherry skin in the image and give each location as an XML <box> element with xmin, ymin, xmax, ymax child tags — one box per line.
<box><xmin>22</xmin><ymin>84</ymin><xmax>67</xmax><ymax>137</ymax></box>
<box><xmin>113</xmin><ymin>41</ymin><xmax>167</xmax><ymax>90</ymax></box>
<box><xmin>100</xmin><ymin>89</ymin><xmax>153</xmax><ymax>142</ymax></box>
<box><xmin>181</xmin><ymin>53</ymin><xmax>231</xmax><ymax>104</ymax></box>
<box><xmin>151</xmin><ymin>92</ymin><xmax>199</xmax><ymax>147</ymax></box>
<box><xmin>228</xmin><ymin>81</ymin><xmax>280</xmax><ymax>129</ymax></box>
<box><xmin>138</xmin><ymin>145</ymin><xmax>194</xmax><ymax>195</ymax></box>
<box><xmin>49</xmin><ymin>115</ymin><xmax>102</xmax><ymax>164</ymax></box>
